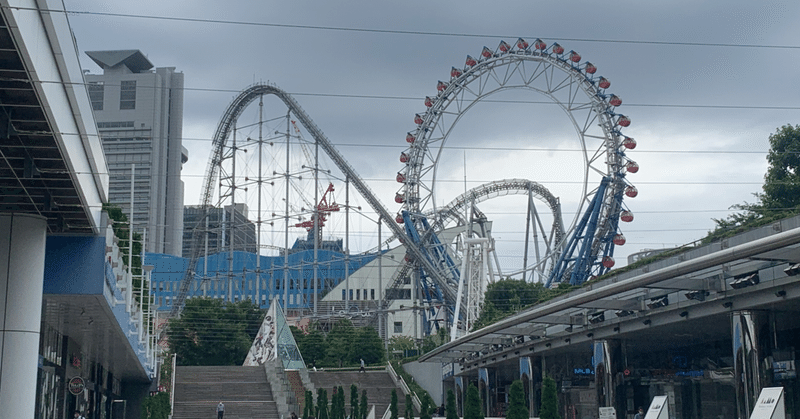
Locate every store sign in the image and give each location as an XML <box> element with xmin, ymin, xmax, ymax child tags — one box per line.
<box><xmin>599</xmin><ymin>406</ymin><xmax>616</xmax><ymax>419</ymax></box>
<box><xmin>442</xmin><ymin>363</ymin><xmax>454</xmax><ymax>379</ymax></box>
<box><xmin>750</xmin><ymin>387</ymin><xmax>785</xmax><ymax>419</ymax></box>
<box><xmin>773</xmin><ymin>361</ymin><xmax>796</xmax><ymax>380</ymax></box>
<box><xmin>68</xmin><ymin>376</ymin><xmax>85</xmax><ymax>396</ymax></box>
<box><xmin>643</xmin><ymin>395</ymin><xmax>669</xmax><ymax>419</ymax></box>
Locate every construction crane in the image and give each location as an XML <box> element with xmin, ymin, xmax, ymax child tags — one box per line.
<box><xmin>295</xmin><ymin>182</ymin><xmax>339</xmax><ymax>243</ymax></box>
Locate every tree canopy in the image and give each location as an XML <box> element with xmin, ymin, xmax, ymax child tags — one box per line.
<box><xmin>167</xmin><ymin>297</ymin><xmax>264</xmax><ymax>366</ymax></box>
<box><xmin>706</xmin><ymin>124</ymin><xmax>800</xmax><ymax>242</ymax></box>
<box><xmin>293</xmin><ymin>319</ymin><xmax>385</xmax><ymax>368</ymax></box>
<box><xmin>473</xmin><ymin>279</ymin><xmax>574</xmax><ymax>330</ymax></box>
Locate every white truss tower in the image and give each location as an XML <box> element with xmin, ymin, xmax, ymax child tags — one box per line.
<box><xmin>452</xmin><ymin>236</ymin><xmax>490</xmax><ymax>340</ymax></box>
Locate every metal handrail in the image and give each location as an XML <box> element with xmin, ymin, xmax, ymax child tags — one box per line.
<box><xmin>386</xmin><ymin>363</ymin><xmax>421</xmax><ymax>413</ymax></box>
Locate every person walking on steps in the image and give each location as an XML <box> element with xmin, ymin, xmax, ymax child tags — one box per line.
<box><xmin>634</xmin><ymin>406</ymin><xmax>644</xmax><ymax>419</ymax></box>
<box><xmin>360</xmin><ymin>358</ymin><xmax>365</xmax><ymax>373</ymax></box>
<box><xmin>217</xmin><ymin>401</ymin><xmax>225</xmax><ymax>419</ymax></box>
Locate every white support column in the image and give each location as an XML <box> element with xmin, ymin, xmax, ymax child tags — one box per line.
<box><xmin>0</xmin><ymin>214</ymin><xmax>47</xmax><ymax>419</ymax></box>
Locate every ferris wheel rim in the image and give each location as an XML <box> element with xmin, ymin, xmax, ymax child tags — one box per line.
<box><xmin>397</xmin><ymin>39</ymin><xmax>635</xmax><ymax>279</ymax></box>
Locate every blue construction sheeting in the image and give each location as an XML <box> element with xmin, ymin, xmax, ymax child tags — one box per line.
<box><xmin>146</xmin><ymin>249</ymin><xmax>376</xmax><ymax>310</ymax></box>
<box><xmin>43</xmin><ymin>235</ymin><xmax>107</xmax><ymax>295</ymax></box>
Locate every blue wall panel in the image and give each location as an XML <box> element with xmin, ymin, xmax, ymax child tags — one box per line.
<box><xmin>43</xmin><ymin>235</ymin><xmax>106</xmax><ymax>295</ymax></box>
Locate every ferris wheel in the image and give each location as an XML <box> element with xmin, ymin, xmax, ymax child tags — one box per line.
<box><xmin>396</xmin><ymin>38</ymin><xmax>639</xmax><ymax>286</ymax></box>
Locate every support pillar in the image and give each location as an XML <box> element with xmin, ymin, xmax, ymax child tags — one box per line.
<box><xmin>479</xmin><ymin>367</ymin><xmax>490</xmax><ymax>416</ymax></box>
<box><xmin>520</xmin><ymin>357</ymin><xmax>534</xmax><ymax>416</ymax></box>
<box><xmin>455</xmin><ymin>376</ymin><xmax>464</xmax><ymax>417</ymax></box>
<box><xmin>732</xmin><ymin>310</ymin><xmax>767</xmax><ymax>419</ymax></box>
<box><xmin>593</xmin><ymin>339</ymin><xmax>621</xmax><ymax>411</ymax></box>
<box><xmin>0</xmin><ymin>214</ymin><xmax>47</xmax><ymax>419</ymax></box>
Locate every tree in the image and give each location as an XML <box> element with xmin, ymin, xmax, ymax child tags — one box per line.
<box><xmin>445</xmin><ymin>390</ymin><xmax>458</xmax><ymax>419</ymax></box>
<box><xmin>304</xmin><ymin>390</ymin><xmax>313</xmax><ymax>419</ymax></box>
<box><xmin>293</xmin><ymin>324</ymin><xmax>326</xmax><ymax>367</ymax></box>
<box><xmin>324</xmin><ymin>319</ymin><xmax>356</xmax><ymax>367</ymax></box>
<box><xmin>388</xmin><ymin>335</ymin><xmax>415</xmax><ymax>354</ymax></box>
<box><xmin>464</xmin><ymin>384</ymin><xmax>483</xmax><ymax>419</ymax></box>
<box><xmin>506</xmin><ymin>380</ymin><xmax>529</xmax><ymax>419</ymax></box>
<box><xmin>359</xmin><ymin>390</ymin><xmax>369</xmax><ymax>419</ymax></box>
<box><xmin>706</xmin><ymin>124</ymin><xmax>800</xmax><ymax>242</ymax></box>
<box><xmin>419</xmin><ymin>394</ymin><xmax>432</xmax><ymax>419</ymax></box>
<box><xmin>337</xmin><ymin>386</ymin><xmax>346</xmax><ymax>419</ymax></box>
<box><xmin>351</xmin><ymin>384</ymin><xmax>359</xmax><ymax>419</ymax></box>
<box><xmin>354</xmin><ymin>326</ymin><xmax>385</xmax><ymax>365</ymax></box>
<box><xmin>760</xmin><ymin>124</ymin><xmax>800</xmax><ymax>212</ymax></box>
<box><xmin>405</xmin><ymin>394</ymin><xmax>414</xmax><ymax>419</ymax></box>
<box><xmin>421</xmin><ymin>328</ymin><xmax>448</xmax><ymax>353</ymax></box>
<box><xmin>317</xmin><ymin>388</ymin><xmax>329</xmax><ymax>419</ymax></box>
<box><xmin>330</xmin><ymin>387</ymin><xmax>344</xmax><ymax>419</ymax></box>
<box><xmin>167</xmin><ymin>298</ymin><xmax>264</xmax><ymax>365</ymax></box>
<box><xmin>473</xmin><ymin>279</ymin><xmax>574</xmax><ymax>330</ymax></box>
<box><xmin>390</xmin><ymin>390</ymin><xmax>399</xmax><ymax>419</ymax></box>
<box><xmin>539</xmin><ymin>376</ymin><xmax>559</xmax><ymax>419</ymax></box>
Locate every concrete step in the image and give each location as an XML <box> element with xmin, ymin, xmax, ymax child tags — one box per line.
<box><xmin>173</xmin><ymin>366</ymin><xmax>278</xmax><ymax>419</ymax></box>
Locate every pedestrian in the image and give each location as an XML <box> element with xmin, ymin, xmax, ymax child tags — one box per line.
<box><xmin>360</xmin><ymin>358</ymin><xmax>365</xmax><ymax>373</ymax></box>
<box><xmin>634</xmin><ymin>406</ymin><xmax>644</xmax><ymax>419</ymax></box>
<box><xmin>217</xmin><ymin>401</ymin><xmax>225</xmax><ymax>419</ymax></box>
<box><xmin>438</xmin><ymin>403</ymin><xmax>445</xmax><ymax>416</ymax></box>
<box><xmin>74</xmin><ymin>411</ymin><xmax>86</xmax><ymax>419</ymax></box>
<box><xmin>291</xmin><ymin>412</ymin><xmax>299</xmax><ymax>419</ymax></box>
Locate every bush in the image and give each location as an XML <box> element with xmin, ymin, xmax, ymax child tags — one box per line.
<box><xmin>140</xmin><ymin>392</ymin><xmax>170</xmax><ymax>419</ymax></box>
<box><xmin>464</xmin><ymin>384</ymin><xmax>483</xmax><ymax>419</ymax></box>
<box><xmin>506</xmin><ymin>380</ymin><xmax>528</xmax><ymax>419</ymax></box>
<box><xmin>390</xmin><ymin>390</ymin><xmax>398</xmax><ymax>419</ymax></box>
<box><xmin>445</xmin><ymin>390</ymin><xmax>458</xmax><ymax>419</ymax></box>
<box><xmin>540</xmin><ymin>376</ymin><xmax>559</xmax><ymax>419</ymax></box>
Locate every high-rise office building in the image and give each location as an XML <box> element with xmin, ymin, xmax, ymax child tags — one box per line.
<box><xmin>182</xmin><ymin>204</ymin><xmax>257</xmax><ymax>258</ymax></box>
<box><xmin>85</xmin><ymin>50</ymin><xmax>187</xmax><ymax>256</ymax></box>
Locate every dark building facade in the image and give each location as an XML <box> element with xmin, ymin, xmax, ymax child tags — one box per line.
<box><xmin>182</xmin><ymin>204</ymin><xmax>257</xmax><ymax>259</ymax></box>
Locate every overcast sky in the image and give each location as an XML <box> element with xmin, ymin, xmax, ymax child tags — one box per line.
<box><xmin>64</xmin><ymin>0</ymin><xmax>800</xmax><ymax>273</ymax></box>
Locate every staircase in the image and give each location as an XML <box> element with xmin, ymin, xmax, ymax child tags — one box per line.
<box><xmin>308</xmin><ymin>371</ymin><xmax>410</xmax><ymax>418</ymax></box>
<box><xmin>173</xmin><ymin>366</ymin><xmax>280</xmax><ymax>419</ymax></box>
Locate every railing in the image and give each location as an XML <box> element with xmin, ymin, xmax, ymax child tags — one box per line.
<box><xmin>386</xmin><ymin>363</ymin><xmax>421</xmax><ymax>413</ymax></box>
<box><xmin>170</xmin><ymin>353</ymin><xmax>176</xmax><ymax>417</ymax></box>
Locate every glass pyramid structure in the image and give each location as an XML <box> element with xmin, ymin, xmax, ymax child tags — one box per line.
<box><xmin>243</xmin><ymin>298</ymin><xmax>305</xmax><ymax>369</ymax></box>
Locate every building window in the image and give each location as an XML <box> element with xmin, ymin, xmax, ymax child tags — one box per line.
<box><xmin>119</xmin><ymin>80</ymin><xmax>136</xmax><ymax>110</ymax></box>
<box><xmin>88</xmin><ymin>82</ymin><xmax>104</xmax><ymax>111</ymax></box>
<box><xmin>356</xmin><ymin>289</ymin><xmax>360</xmax><ymax>300</ymax></box>
<box><xmin>342</xmin><ymin>289</ymin><xmax>346</xmax><ymax>301</ymax></box>
<box><xmin>371</xmin><ymin>289</ymin><xmax>375</xmax><ymax>300</ymax></box>
<box><xmin>394</xmin><ymin>322</ymin><xmax>403</xmax><ymax>333</ymax></box>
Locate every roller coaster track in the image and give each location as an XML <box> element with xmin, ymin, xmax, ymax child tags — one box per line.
<box><xmin>170</xmin><ymin>83</ymin><xmax>456</xmax><ymax>319</ymax></box>
<box><xmin>378</xmin><ymin>178</ymin><xmax>566</xmax><ymax>312</ymax></box>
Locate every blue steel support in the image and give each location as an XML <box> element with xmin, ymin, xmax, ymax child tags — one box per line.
<box><xmin>569</xmin><ymin>179</ymin><xmax>609</xmax><ymax>285</ymax></box>
<box><xmin>402</xmin><ymin>211</ymin><xmax>460</xmax><ymax>333</ymax></box>
<box><xmin>596</xmin><ymin>180</ymin><xmax>626</xmax><ymax>277</ymax></box>
<box><xmin>546</xmin><ymin>178</ymin><xmax>610</xmax><ymax>287</ymax></box>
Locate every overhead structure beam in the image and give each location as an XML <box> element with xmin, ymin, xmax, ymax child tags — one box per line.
<box><xmin>421</xmin><ymin>225</ymin><xmax>800</xmax><ymax>362</ymax></box>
